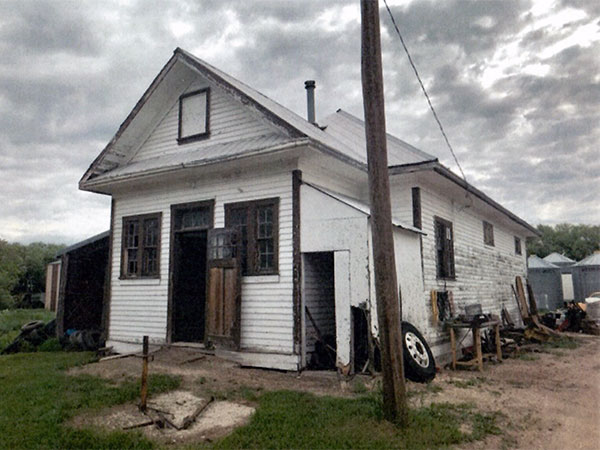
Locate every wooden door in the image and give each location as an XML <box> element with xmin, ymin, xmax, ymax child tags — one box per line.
<box><xmin>205</xmin><ymin>228</ymin><xmax>241</xmax><ymax>350</ymax></box>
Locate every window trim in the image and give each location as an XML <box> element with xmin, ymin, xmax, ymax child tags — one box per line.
<box><xmin>120</xmin><ymin>212</ymin><xmax>162</xmax><ymax>279</ymax></box>
<box><xmin>483</xmin><ymin>220</ymin><xmax>495</xmax><ymax>247</ymax></box>
<box><xmin>434</xmin><ymin>216</ymin><xmax>455</xmax><ymax>280</ymax></box>
<box><xmin>224</xmin><ymin>197</ymin><xmax>279</xmax><ymax>276</ymax></box>
<box><xmin>514</xmin><ymin>236</ymin><xmax>522</xmax><ymax>255</ymax></box>
<box><xmin>177</xmin><ymin>88</ymin><xmax>210</xmax><ymax>144</ymax></box>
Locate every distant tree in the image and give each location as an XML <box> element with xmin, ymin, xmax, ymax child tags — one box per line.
<box><xmin>0</xmin><ymin>240</ymin><xmax>65</xmax><ymax>309</ymax></box>
<box><xmin>527</xmin><ymin>224</ymin><xmax>600</xmax><ymax>261</ymax></box>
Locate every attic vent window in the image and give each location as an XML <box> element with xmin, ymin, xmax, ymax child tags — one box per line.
<box><xmin>178</xmin><ymin>88</ymin><xmax>210</xmax><ymax>143</ymax></box>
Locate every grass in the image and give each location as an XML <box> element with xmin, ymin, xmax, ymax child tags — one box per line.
<box><xmin>0</xmin><ymin>308</ymin><xmax>55</xmax><ymax>349</ymax></box>
<box><xmin>543</xmin><ymin>336</ymin><xmax>579</xmax><ymax>350</ymax></box>
<box><xmin>0</xmin><ymin>350</ymin><xmax>504</xmax><ymax>449</ymax></box>
<box><xmin>448</xmin><ymin>376</ymin><xmax>487</xmax><ymax>389</ymax></box>
<box><xmin>214</xmin><ymin>391</ymin><xmax>502</xmax><ymax>449</ymax></box>
<box><xmin>0</xmin><ymin>351</ymin><xmax>180</xmax><ymax>449</ymax></box>
<box><xmin>517</xmin><ymin>353</ymin><xmax>540</xmax><ymax>361</ymax></box>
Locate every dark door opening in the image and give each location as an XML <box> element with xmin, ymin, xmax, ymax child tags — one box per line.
<box><xmin>172</xmin><ymin>230</ymin><xmax>208</xmax><ymax>343</ymax></box>
<box><xmin>303</xmin><ymin>252</ymin><xmax>336</xmax><ymax>369</ymax></box>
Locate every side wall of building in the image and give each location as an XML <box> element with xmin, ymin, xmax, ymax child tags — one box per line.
<box><xmin>390</xmin><ymin>175</ymin><xmax>528</xmax><ymax>360</ymax></box>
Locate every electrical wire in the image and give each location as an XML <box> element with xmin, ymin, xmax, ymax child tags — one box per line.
<box><xmin>382</xmin><ymin>0</ymin><xmax>467</xmax><ymax>183</ymax></box>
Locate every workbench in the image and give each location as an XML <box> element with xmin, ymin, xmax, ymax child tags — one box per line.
<box><xmin>447</xmin><ymin>320</ymin><xmax>502</xmax><ymax>371</ymax></box>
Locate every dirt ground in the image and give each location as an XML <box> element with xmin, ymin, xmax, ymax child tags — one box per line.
<box><xmin>71</xmin><ymin>333</ymin><xmax>600</xmax><ymax>449</ymax></box>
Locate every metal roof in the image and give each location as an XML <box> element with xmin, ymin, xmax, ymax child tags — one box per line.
<box><xmin>81</xmin><ymin>48</ymin><xmax>536</xmax><ymax>237</ymax></box>
<box><xmin>574</xmin><ymin>252</ymin><xmax>600</xmax><ymax>266</ymax></box>
<box><xmin>90</xmin><ymin>134</ymin><xmax>302</xmax><ymax>182</ymax></box>
<box><xmin>320</xmin><ymin>110</ymin><xmax>436</xmax><ymax>166</ymax></box>
<box><xmin>528</xmin><ymin>255</ymin><xmax>559</xmax><ymax>269</ymax></box>
<box><xmin>543</xmin><ymin>252</ymin><xmax>575</xmax><ymax>264</ymax></box>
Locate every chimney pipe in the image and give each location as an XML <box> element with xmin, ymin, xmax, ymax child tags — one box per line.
<box><xmin>304</xmin><ymin>80</ymin><xmax>316</xmax><ymax>124</ymax></box>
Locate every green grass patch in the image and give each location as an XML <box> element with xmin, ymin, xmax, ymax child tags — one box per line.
<box><xmin>448</xmin><ymin>376</ymin><xmax>487</xmax><ymax>388</ymax></box>
<box><xmin>517</xmin><ymin>353</ymin><xmax>540</xmax><ymax>361</ymax></box>
<box><xmin>0</xmin><ymin>351</ymin><xmax>180</xmax><ymax>449</ymax></box>
<box><xmin>543</xmin><ymin>336</ymin><xmax>578</xmax><ymax>350</ymax></box>
<box><xmin>213</xmin><ymin>390</ymin><xmax>502</xmax><ymax>449</ymax></box>
<box><xmin>0</xmin><ymin>308</ymin><xmax>55</xmax><ymax>349</ymax></box>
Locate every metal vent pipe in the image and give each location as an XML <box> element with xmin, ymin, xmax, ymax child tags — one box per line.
<box><xmin>304</xmin><ymin>80</ymin><xmax>316</xmax><ymax>124</ymax></box>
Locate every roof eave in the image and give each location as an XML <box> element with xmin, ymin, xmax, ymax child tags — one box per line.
<box><xmin>389</xmin><ymin>160</ymin><xmax>540</xmax><ymax>237</ymax></box>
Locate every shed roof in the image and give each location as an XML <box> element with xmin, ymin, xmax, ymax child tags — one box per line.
<box><xmin>528</xmin><ymin>255</ymin><xmax>559</xmax><ymax>269</ymax></box>
<box><xmin>543</xmin><ymin>252</ymin><xmax>575</xmax><ymax>265</ymax></box>
<box><xmin>574</xmin><ymin>252</ymin><xmax>600</xmax><ymax>266</ymax></box>
<box><xmin>57</xmin><ymin>230</ymin><xmax>110</xmax><ymax>257</ymax></box>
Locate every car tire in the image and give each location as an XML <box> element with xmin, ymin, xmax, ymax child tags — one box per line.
<box><xmin>402</xmin><ymin>321</ymin><xmax>436</xmax><ymax>383</ymax></box>
<box><xmin>21</xmin><ymin>320</ymin><xmax>44</xmax><ymax>333</ymax></box>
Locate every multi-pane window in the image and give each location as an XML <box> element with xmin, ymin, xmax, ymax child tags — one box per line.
<box><xmin>483</xmin><ymin>221</ymin><xmax>495</xmax><ymax>246</ymax></box>
<box><xmin>435</xmin><ymin>217</ymin><xmax>455</xmax><ymax>279</ymax></box>
<box><xmin>121</xmin><ymin>213</ymin><xmax>161</xmax><ymax>278</ymax></box>
<box><xmin>515</xmin><ymin>237</ymin><xmax>522</xmax><ymax>255</ymax></box>
<box><xmin>225</xmin><ymin>198</ymin><xmax>278</xmax><ymax>275</ymax></box>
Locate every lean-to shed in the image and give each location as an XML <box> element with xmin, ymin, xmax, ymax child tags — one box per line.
<box><xmin>55</xmin><ymin>231</ymin><xmax>110</xmax><ymax>337</ymax></box>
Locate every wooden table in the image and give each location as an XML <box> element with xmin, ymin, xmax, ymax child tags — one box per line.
<box><xmin>447</xmin><ymin>320</ymin><xmax>501</xmax><ymax>371</ymax></box>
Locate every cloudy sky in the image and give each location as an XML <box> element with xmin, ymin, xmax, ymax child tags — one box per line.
<box><xmin>1</xmin><ymin>0</ymin><xmax>598</xmax><ymax>244</ymax></box>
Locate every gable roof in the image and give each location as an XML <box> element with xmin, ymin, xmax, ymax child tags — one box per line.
<box><xmin>80</xmin><ymin>48</ymin><xmax>536</xmax><ymax>237</ymax></box>
<box><xmin>81</xmin><ymin>48</ymin><xmax>439</xmax><ymax>190</ymax></box>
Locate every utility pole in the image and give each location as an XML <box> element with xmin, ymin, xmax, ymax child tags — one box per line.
<box><xmin>360</xmin><ymin>0</ymin><xmax>408</xmax><ymax>425</ymax></box>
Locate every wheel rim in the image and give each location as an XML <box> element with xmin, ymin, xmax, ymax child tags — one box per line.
<box><xmin>405</xmin><ymin>331</ymin><xmax>430</xmax><ymax>368</ymax></box>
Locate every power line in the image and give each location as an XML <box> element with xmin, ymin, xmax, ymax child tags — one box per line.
<box><xmin>382</xmin><ymin>0</ymin><xmax>467</xmax><ymax>182</ymax></box>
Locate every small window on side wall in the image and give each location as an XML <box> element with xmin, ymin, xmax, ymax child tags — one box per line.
<box><xmin>515</xmin><ymin>237</ymin><xmax>522</xmax><ymax>255</ymax></box>
<box><xmin>483</xmin><ymin>221</ymin><xmax>494</xmax><ymax>246</ymax></box>
<box><xmin>121</xmin><ymin>213</ymin><xmax>161</xmax><ymax>278</ymax></box>
<box><xmin>178</xmin><ymin>88</ymin><xmax>210</xmax><ymax>143</ymax></box>
<box><xmin>434</xmin><ymin>216</ymin><xmax>455</xmax><ymax>280</ymax></box>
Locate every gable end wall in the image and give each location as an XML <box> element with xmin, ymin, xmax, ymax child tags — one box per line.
<box><xmin>108</xmin><ymin>170</ymin><xmax>294</xmax><ymax>354</ymax></box>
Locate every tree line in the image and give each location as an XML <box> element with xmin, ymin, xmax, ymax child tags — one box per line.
<box><xmin>0</xmin><ymin>240</ymin><xmax>65</xmax><ymax>309</ymax></box>
<box><xmin>526</xmin><ymin>223</ymin><xmax>600</xmax><ymax>261</ymax></box>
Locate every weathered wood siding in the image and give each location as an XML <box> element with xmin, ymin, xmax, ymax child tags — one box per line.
<box><xmin>131</xmin><ymin>79</ymin><xmax>286</xmax><ymax>163</ymax></box>
<box><xmin>390</xmin><ymin>176</ymin><xmax>528</xmax><ymax>357</ymax></box>
<box><xmin>108</xmin><ymin>170</ymin><xmax>294</xmax><ymax>354</ymax></box>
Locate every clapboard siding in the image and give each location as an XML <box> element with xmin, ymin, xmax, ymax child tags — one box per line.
<box><xmin>131</xmin><ymin>79</ymin><xmax>284</xmax><ymax>162</ymax></box>
<box><xmin>109</xmin><ymin>170</ymin><xmax>294</xmax><ymax>353</ymax></box>
<box><xmin>390</xmin><ymin>177</ymin><xmax>527</xmax><ymax>354</ymax></box>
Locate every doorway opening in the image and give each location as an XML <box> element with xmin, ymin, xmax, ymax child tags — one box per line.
<box><xmin>169</xmin><ymin>201</ymin><xmax>213</xmax><ymax>344</ymax></box>
<box><xmin>171</xmin><ymin>230</ymin><xmax>208</xmax><ymax>343</ymax></box>
<box><xmin>303</xmin><ymin>252</ymin><xmax>336</xmax><ymax>369</ymax></box>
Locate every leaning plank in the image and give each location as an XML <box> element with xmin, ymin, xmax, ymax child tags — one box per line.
<box><xmin>514</xmin><ymin>277</ymin><xmax>530</xmax><ymax>321</ymax></box>
<box><xmin>100</xmin><ymin>352</ymin><xmax>137</xmax><ymax>362</ymax></box>
<box><xmin>182</xmin><ymin>396</ymin><xmax>215</xmax><ymax>430</ymax></box>
<box><xmin>122</xmin><ymin>420</ymin><xmax>154</xmax><ymax>430</ymax></box>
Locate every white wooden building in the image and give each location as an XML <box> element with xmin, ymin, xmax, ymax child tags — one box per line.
<box><xmin>80</xmin><ymin>48</ymin><xmax>538</xmax><ymax>371</ymax></box>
